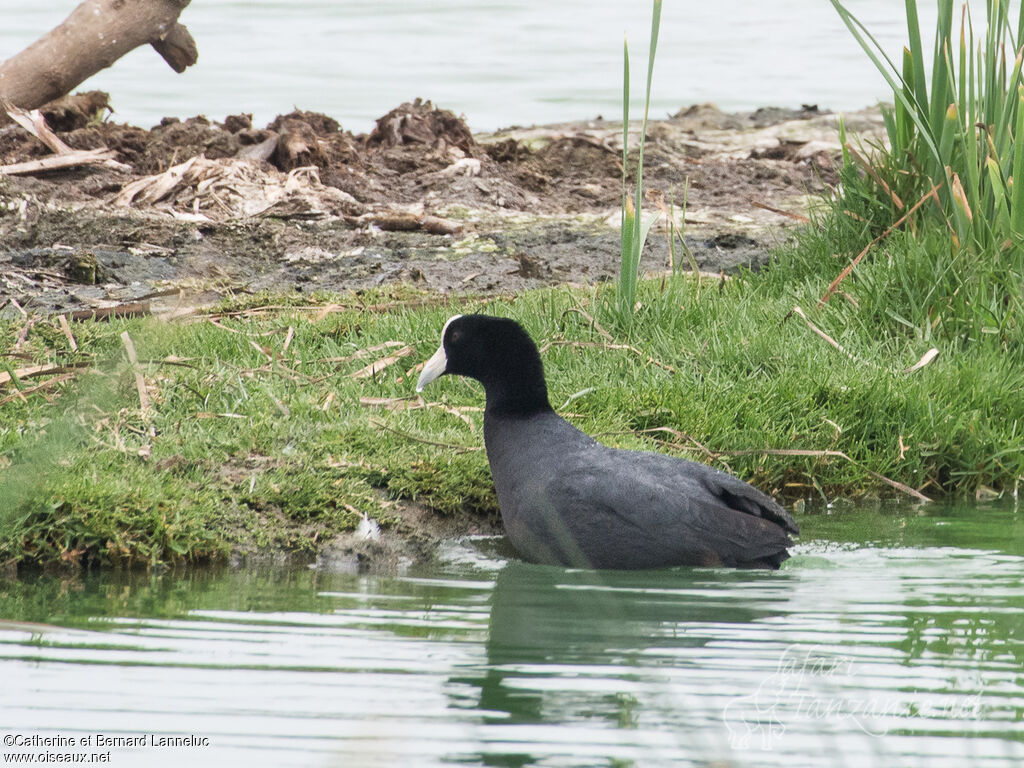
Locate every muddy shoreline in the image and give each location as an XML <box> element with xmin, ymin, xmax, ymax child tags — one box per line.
<box><xmin>1</xmin><ymin>97</ymin><xmax>883</xmax><ymax>319</ymax></box>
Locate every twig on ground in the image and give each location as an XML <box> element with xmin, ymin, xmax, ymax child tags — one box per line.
<box><xmin>903</xmin><ymin>347</ymin><xmax>939</xmax><ymax>374</ymax></box>
<box><xmin>348</xmin><ymin>211</ymin><xmax>463</xmax><ymax>236</ymax></box>
<box><xmin>636</xmin><ymin>426</ymin><xmax>720</xmax><ymax>463</ymax></box>
<box><xmin>70</xmin><ymin>302</ymin><xmax>151</xmax><ymax>322</ymax></box>
<box><xmin>750</xmin><ymin>200</ymin><xmax>811</xmax><ymax>222</ymax></box>
<box><xmin>0</xmin><ymin>372</ymin><xmax>77</xmax><ymax>406</ymax></box>
<box><xmin>7</xmin><ymin>298</ymin><xmax>27</xmax><ymax>318</ymax></box>
<box><xmin>0</xmin><ymin>149</ymin><xmax>118</xmax><ymax>176</ymax></box>
<box><xmin>267</xmin><ymin>392</ymin><xmax>291</xmax><ymax>417</ymax></box>
<box><xmin>0</xmin><ymin>362</ymin><xmax>90</xmax><ymax>387</ymax></box>
<box><xmin>13</xmin><ymin>318</ymin><xmax>36</xmax><ymax>350</ymax></box>
<box><xmin>148</xmin><ymin>355</ymin><xmax>198</xmax><ymax>369</ymax></box>
<box><xmin>316</xmin><ymin>341</ymin><xmax>407</xmax><ymax>366</ymax></box>
<box><xmin>360</xmin><ymin>395</ymin><xmax>481</xmax><ymax>431</ymax></box>
<box><xmin>248</xmin><ymin>339</ymin><xmax>273</xmax><ymax>362</ymax></box>
<box><xmin>844</xmin><ymin>143</ymin><xmax>904</xmax><ymax>209</ymax></box>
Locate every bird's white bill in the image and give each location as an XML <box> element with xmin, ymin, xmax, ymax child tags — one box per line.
<box><xmin>416</xmin><ymin>314</ymin><xmax>461</xmax><ymax>392</ymax></box>
<box><xmin>416</xmin><ymin>344</ymin><xmax>447</xmax><ymax>391</ymax></box>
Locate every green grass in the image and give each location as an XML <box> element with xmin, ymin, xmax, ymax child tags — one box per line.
<box><xmin>1</xmin><ymin>249</ymin><xmax>1022</xmax><ymax>570</ymax></box>
<box><xmin>826</xmin><ymin>0</ymin><xmax>1024</xmax><ymax>353</ymax></box>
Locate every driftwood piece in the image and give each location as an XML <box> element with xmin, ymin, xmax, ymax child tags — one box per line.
<box><xmin>4</xmin><ymin>104</ymin><xmax>74</xmax><ymax>154</ymax></box>
<box><xmin>0</xmin><ymin>149</ymin><xmax>118</xmax><ymax>176</ymax></box>
<box><xmin>351</xmin><ymin>212</ymin><xmax>463</xmax><ymax>236</ymax></box>
<box><xmin>69</xmin><ymin>302</ymin><xmax>152</xmax><ymax>322</ymax></box>
<box><xmin>0</xmin><ymin>0</ymin><xmax>196</xmax><ymax>124</ymax></box>
<box><xmin>150</xmin><ymin>22</ymin><xmax>199</xmax><ymax>73</ymax></box>
<box><xmin>2</xmin><ymin>102</ymin><xmax>131</xmax><ymax>174</ymax></box>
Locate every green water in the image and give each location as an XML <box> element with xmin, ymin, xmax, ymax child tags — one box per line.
<box><xmin>1</xmin><ymin>502</ymin><xmax>1022</xmax><ymax>767</ymax></box>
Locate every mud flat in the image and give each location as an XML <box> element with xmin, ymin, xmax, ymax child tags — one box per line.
<box><xmin>0</xmin><ymin>97</ymin><xmax>884</xmax><ymax>318</ymax></box>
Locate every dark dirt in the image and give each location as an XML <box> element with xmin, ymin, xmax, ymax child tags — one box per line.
<box><xmin>1</xmin><ymin>96</ymin><xmax>884</xmax><ymax>318</ymax></box>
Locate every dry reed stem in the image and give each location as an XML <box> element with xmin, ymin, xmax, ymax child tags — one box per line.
<box><xmin>820</xmin><ymin>182</ymin><xmax>943</xmax><ymax>306</ymax></box>
<box><xmin>903</xmin><ymin>347</ymin><xmax>939</xmax><ymax>374</ymax></box>
<box><xmin>0</xmin><ymin>373</ymin><xmax>77</xmax><ymax>406</ymax></box>
<box><xmin>350</xmin><ymin>345</ymin><xmax>415</xmax><ymax>379</ymax></box>
<box><xmin>564</xmin><ymin>306</ymin><xmax>614</xmax><ymax>342</ymax></box>
<box><xmin>636</xmin><ymin>426</ymin><xmax>719</xmax><ymax>463</ymax></box>
<box><xmin>845</xmin><ymin>143</ymin><xmax>904</xmax><ymax>208</ymax></box>
<box><xmin>717</xmin><ymin>447</ymin><xmax>930</xmax><ymax>502</ymax></box>
<box><xmin>0</xmin><ymin>362</ymin><xmax>90</xmax><ymax>387</ymax></box>
<box><xmin>57</xmin><ymin>315</ymin><xmax>78</xmax><ymax>351</ymax></box>
<box><xmin>750</xmin><ymin>200</ymin><xmax>811</xmax><ymax>222</ymax></box>
<box><xmin>788</xmin><ymin>306</ymin><xmax>859</xmax><ymax>362</ymax></box>
<box><xmin>360</xmin><ymin>396</ymin><xmax>481</xmax><ymax>431</ymax></box>
<box><xmin>119</xmin><ymin>331</ymin><xmax>151</xmax><ymax>415</ymax></box>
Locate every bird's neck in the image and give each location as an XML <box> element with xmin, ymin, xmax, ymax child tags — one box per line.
<box><xmin>481</xmin><ymin>376</ymin><xmax>553</xmax><ymax>418</ymax></box>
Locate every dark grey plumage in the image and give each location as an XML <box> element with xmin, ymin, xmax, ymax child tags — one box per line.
<box><xmin>417</xmin><ymin>314</ymin><xmax>798</xmax><ymax>570</ymax></box>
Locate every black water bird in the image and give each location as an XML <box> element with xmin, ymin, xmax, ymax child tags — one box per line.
<box><xmin>417</xmin><ymin>314</ymin><xmax>798</xmax><ymax>570</ymax></box>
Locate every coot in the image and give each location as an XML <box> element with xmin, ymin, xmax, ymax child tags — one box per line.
<box><xmin>417</xmin><ymin>314</ymin><xmax>798</xmax><ymax>569</ymax></box>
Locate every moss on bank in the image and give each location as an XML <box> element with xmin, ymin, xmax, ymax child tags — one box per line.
<box><xmin>2</xmin><ymin>221</ymin><xmax>1022</xmax><ymax>570</ymax></box>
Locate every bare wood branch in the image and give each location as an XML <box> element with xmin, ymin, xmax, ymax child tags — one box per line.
<box><xmin>150</xmin><ymin>22</ymin><xmax>198</xmax><ymax>73</ymax></box>
<box><xmin>0</xmin><ymin>0</ymin><xmax>195</xmax><ymax>122</ymax></box>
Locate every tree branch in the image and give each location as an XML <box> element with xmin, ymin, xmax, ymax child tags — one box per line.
<box><xmin>0</xmin><ymin>0</ymin><xmax>196</xmax><ymax>123</ymax></box>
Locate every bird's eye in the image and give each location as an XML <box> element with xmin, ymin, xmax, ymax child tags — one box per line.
<box><xmin>449</xmin><ymin>330</ymin><xmax>462</xmax><ymax>344</ymax></box>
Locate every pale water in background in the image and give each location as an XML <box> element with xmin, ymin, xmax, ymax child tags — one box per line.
<box><xmin>0</xmin><ymin>0</ymin><xmax>963</xmax><ymax>132</ymax></box>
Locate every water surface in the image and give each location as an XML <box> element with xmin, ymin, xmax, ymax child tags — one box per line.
<box><xmin>1</xmin><ymin>1</ymin><xmax>945</xmax><ymax>131</ymax></box>
<box><xmin>1</xmin><ymin>502</ymin><xmax>1022</xmax><ymax>767</ymax></box>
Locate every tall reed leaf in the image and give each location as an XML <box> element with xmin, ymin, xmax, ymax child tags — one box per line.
<box><xmin>830</xmin><ymin>0</ymin><xmax>1024</xmax><ymax>252</ymax></box>
<box><xmin>617</xmin><ymin>0</ymin><xmax>662</xmax><ymax>320</ymax></box>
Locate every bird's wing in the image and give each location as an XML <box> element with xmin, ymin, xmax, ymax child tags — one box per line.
<box><xmin>689</xmin><ymin>461</ymin><xmax>800</xmax><ymax>535</ymax></box>
<box><xmin>542</xmin><ymin>447</ymin><xmax>796</xmax><ymax>567</ymax></box>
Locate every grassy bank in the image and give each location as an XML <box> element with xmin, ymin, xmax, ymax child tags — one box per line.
<box><xmin>1</xmin><ymin>218</ymin><xmax>1021</xmax><ymax>569</ymax></box>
